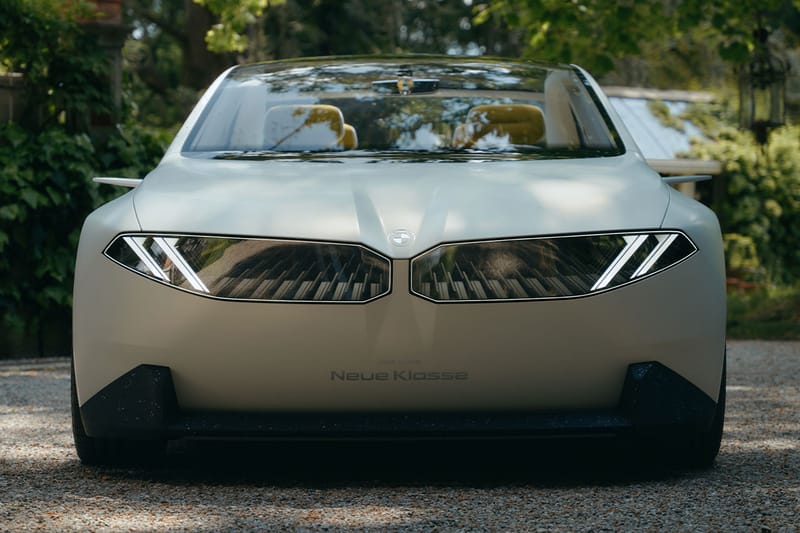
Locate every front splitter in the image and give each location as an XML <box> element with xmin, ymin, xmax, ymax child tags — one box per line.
<box><xmin>78</xmin><ymin>361</ymin><xmax>717</xmax><ymax>441</ymax></box>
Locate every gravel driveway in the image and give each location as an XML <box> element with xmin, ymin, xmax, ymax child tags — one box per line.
<box><xmin>1</xmin><ymin>340</ymin><xmax>798</xmax><ymax>531</ymax></box>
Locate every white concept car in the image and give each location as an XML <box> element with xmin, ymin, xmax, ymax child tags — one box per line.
<box><xmin>72</xmin><ymin>57</ymin><xmax>726</xmax><ymax>467</ymax></box>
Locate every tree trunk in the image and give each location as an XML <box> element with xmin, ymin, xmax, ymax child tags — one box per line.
<box><xmin>182</xmin><ymin>0</ymin><xmax>233</xmax><ymax>89</ymax></box>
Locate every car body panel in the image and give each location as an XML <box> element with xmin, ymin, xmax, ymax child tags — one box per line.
<box><xmin>132</xmin><ymin>155</ymin><xmax>669</xmax><ymax>260</ymax></box>
<box><xmin>74</xmin><ymin>218</ymin><xmax>725</xmax><ymax>410</ymax></box>
<box><xmin>73</xmin><ymin>57</ymin><xmax>726</xmax><ymax>447</ymax></box>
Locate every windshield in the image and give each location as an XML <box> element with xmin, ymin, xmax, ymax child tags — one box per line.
<box><xmin>183</xmin><ymin>58</ymin><xmax>624</xmax><ymax>160</ymax></box>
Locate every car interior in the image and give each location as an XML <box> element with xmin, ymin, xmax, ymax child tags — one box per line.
<box><xmin>185</xmin><ymin>69</ymin><xmax>617</xmax><ymax>155</ymax></box>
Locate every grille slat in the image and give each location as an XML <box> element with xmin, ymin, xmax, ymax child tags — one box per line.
<box><xmin>314</xmin><ymin>281</ymin><xmax>333</xmax><ymax>300</ymax></box>
<box><xmin>522</xmin><ymin>276</ymin><xmax>548</xmax><ymax>296</ymax></box>
<box><xmin>370</xmin><ymin>282</ymin><xmax>381</xmax><ymax>298</ymax></box>
<box><xmin>410</xmin><ymin>233</ymin><xmax>696</xmax><ymax>302</ymax></box>
<box><xmin>108</xmin><ymin>236</ymin><xmax>391</xmax><ymax>303</ymax></box>
<box><xmin>204</xmin><ymin>242</ymin><xmax>388</xmax><ymax>302</ymax></box>
<box><xmin>486</xmin><ymin>279</ymin><xmax>507</xmax><ymax>299</ymax></box>
<box><xmin>544</xmin><ymin>276</ymin><xmax>571</xmax><ymax>295</ymax></box>
<box><xmin>506</xmin><ymin>278</ymin><xmax>527</xmax><ymax>298</ymax></box>
<box><xmin>294</xmin><ymin>279</ymin><xmax>316</xmax><ymax>300</ymax></box>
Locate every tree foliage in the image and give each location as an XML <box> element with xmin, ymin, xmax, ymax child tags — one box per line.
<box><xmin>124</xmin><ymin>0</ymin><xmax>232</xmax><ymax>90</ymax></box>
<box><xmin>171</xmin><ymin>0</ymin><xmax>800</xmax><ymax>87</ymax></box>
<box><xmin>187</xmin><ymin>0</ymin><xmax>521</xmax><ymax>59</ymax></box>
<box><xmin>2</xmin><ymin>0</ymin><xmax>799</xmax><ymax>355</ymax></box>
<box><xmin>0</xmin><ymin>0</ymin><xmax>111</xmax><ymax>130</ymax></box>
<box><xmin>473</xmin><ymin>0</ymin><xmax>670</xmax><ymax>73</ymax></box>
<box><xmin>122</xmin><ymin>0</ymin><xmax>523</xmax><ymax>125</ymax></box>
<box><xmin>0</xmin><ymin>0</ymin><xmax>170</xmax><ymax>353</ymax></box>
<box><xmin>194</xmin><ymin>0</ymin><xmax>285</xmax><ymax>54</ymax></box>
<box><xmin>474</xmin><ymin>0</ymin><xmax>797</xmax><ymax>77</ymax></box>
<box><xmin>688</xmin><ymin>118</ymin><xmax>800</xmax><ymax>283</ymax></box>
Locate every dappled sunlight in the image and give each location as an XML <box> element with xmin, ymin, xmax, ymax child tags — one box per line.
<box><xmin>725</xmin><ymin>420</ymin><xmax>800</xmax><ymax>451</ymax></box>
<box><xmin>525</xmin><ymin>179</ymin><xmax>612</xmax><ymax>215</ymax></box>
<box><xmin>0</xmin><ymin>405</ymin><xmax>63</xmax><ymax>416</ymax></box>
<box><xmin>1</xmin><ymin>343</ymin><xmax>799</xmax><ymax>530</ymax></box>
<box><xmin>3</xmin><ymin>487</ymin><xmax>441</xmax><ymax>531</ymax></box>
<box><xmin>726</xmin><ymin>385</ymin><xmax>756</xmax><ymax>392</ymax></box>
<box><xmin>0</xmin><ymin>410</ymin><xmax>72</xmax><ymax>462</ymax></box>
<box><xmin>394</xmin><ymin>123</ymin><xmax>444</xmax><ymax>150</ymax></box>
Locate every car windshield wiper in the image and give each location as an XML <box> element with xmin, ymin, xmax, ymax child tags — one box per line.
<box><xmin>208</xmin><ymin>150</ymin><xmax>352</xmax><ymax>162</ymax></box>
<box><xmin>198</xmin><ymin>146</ymin><xmax>620</xmax><ymax>161</ymax></box>
<box><xmin>211</xmin><ymin>150</ymin><xmax>279</xmax><ymax>159</ymax></box>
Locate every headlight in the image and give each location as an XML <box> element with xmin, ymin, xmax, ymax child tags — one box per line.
<box><xmin>105</xmin><ymin>234</ymin><xmax>391</xmax><ymax>303</ymax></box>
<box><xmin>410</xmin><ymin>231</ymin><xmax>696</xmax><ymax>302</ymax></box>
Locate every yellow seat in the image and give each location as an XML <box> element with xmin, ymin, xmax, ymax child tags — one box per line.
<box><xmin>342</xmin><ymin>124</ymin><xmax>358</xmax><ymax>150</ymax></box>
<box><xmin>264</xmin><ymin>104</ymin><xmax>346</xmax><ymax>151</ymax></box>
<box><xmin>263</xmin><ymin>104</ymin><xmax>359</xmax><ymax>151</ymax></box>
<box><xmin>453</xmin><ymin>104</ymin><xmax>545</xmax><ymax>148</ymax></box>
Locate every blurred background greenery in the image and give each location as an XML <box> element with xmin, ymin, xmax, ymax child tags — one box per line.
<box><xmin>1</xmin><ymin>0</ymin><xmax>798</xmax><ymax>356</ymax></box>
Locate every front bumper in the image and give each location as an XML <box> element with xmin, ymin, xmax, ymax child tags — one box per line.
<box><xmin>74</xmin><ymin>190</ymin><xmax>726</xmax><ymax>415</ymax></box>
<box><xmin>79</xmin><ymin>361</ymin><xmax>717</xmax><ymax>440</ymax></box>
<box><xmin>74</xmin><ymin>255</ymin><xmax>726</xmax><ymax>413</ymax></box>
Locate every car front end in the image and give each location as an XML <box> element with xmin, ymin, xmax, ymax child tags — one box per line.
<box><xmin>72</xmin><ymin>57</ymin><xmax>726</xmax><ymax>466</ymax></box>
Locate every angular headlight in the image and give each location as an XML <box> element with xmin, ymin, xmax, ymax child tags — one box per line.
<box><xmin>105</xmin><ymin>234</ymin><xmax>391</xmax><ymax>302</ymax></box>
<box><xmin>410</xmin><ymin>231</ymin><xmax>696</xmax><ymax>302</ymax></box>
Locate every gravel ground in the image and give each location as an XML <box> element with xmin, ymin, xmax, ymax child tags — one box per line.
<box><xmin>1</xmin><ymin>340</ymin><xmax>799</xmax><ymax>532</ymax></box>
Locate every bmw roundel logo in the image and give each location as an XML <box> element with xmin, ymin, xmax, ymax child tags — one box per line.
<box><xmin>389</xmin><ymin>229</ymin><xmax>415</xmax><ymax>247</ymax></box>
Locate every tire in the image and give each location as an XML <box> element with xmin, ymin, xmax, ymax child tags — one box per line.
<box><xmin>71</xmin><ymin>360</ymin><xmax>166</xmax><ymax>466</ymax></box>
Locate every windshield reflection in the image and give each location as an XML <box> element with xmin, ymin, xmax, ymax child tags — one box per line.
<box><xmin>184</xmin><ymin>58</ymin><xmax>623</xmax><ymax>160</ymax></box>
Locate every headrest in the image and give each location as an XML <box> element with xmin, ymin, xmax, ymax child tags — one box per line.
<box><xmin>342</xmin><ymin>124</ymin><xmax>358</xmax><ymax>150</ymax></box>
<box><xmin>264</xmin><ymin>104</ymin><xmax>346</xmax><ymax>151</ymax></box>
<box><xmin>453</xmin><ymin>104</ymin><xmax>545</xmax><ymax>148</ymax></box>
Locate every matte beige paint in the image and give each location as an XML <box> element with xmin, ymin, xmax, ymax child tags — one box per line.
<box><xmin>74</xmin><ymin>227</ymin><xmax>724</xmax><ymax>411</ymax></box>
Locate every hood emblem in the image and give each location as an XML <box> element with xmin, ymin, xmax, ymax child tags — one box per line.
<box><xmin>389</xmin><ymin>229</ymin><xmax>415</xmax><ymax>247</ymax></box>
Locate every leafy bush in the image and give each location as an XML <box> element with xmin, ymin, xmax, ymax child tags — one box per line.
<box><xmin>690</xmin><ymin>124</ymin><xmax>800</xmax><ymax>284</ymax></box>
<box><xmin>0</xmin><ymin>1</ymin><xmax>172</xmax><ymax>354</ymax></box>
<box><xmin>0</xmin><ymin>124</ymin><xmax>98</xmax><ymax>333</ymax></box>
<box><xmin>722</xmin><ymin>233</ymin><xmax>760</xmax><ymax>278</ymax></box>
<box><xmin>0</xmin><ymin>0</ymin><xmax>111</xmax><ymax>131</ymax></box>
<box><xmin>727</xmin><ymin>284</ymin><xmax>800</xmax><ymax>339</ymax></box>
<box><xmin>0</xmin><ymin>121</ymin><xmax>170</xmax><ymax>352</ymax></box>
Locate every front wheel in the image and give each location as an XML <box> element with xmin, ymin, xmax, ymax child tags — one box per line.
<box><xmin>71</xmin><ymin>360</ymin><xmax>165</xmax><ymax>466</ymax></box>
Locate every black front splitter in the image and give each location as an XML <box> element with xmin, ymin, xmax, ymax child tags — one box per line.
<box><xmin>78</xmin><ymin>361</ymin><xmax>717</xmax><ymax>441</ymax></box>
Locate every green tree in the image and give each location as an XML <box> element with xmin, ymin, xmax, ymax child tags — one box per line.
<box><xmin>0</xmin><ymin>0</ymin><xmax>111</xmax><ymax>130</ymax></box>
<box><xmin>121</xmin><ymin>0</ymin><xmax>524</xmax><ymax>128</ymax></box>
<box><xmin>190</xmin><ymin>0</ymin><xmax>523</xmax><ymax>60</ymax></box>
<box><xmin>690</xmin><ymin>123</ymin><xmax>800</xmax><ymax>283</ymax></box>
<box><xmin>123</xmin><ymin>0</ymin><xmax>235</xmax><ymax>127</ymax></box>
<box><xmin>474</xmin><ymin>0</ymin><xmax>670</xmax><ymax>73</ymax></box>
<box><xmin>0</xmin><ymin>0</ymin><xmax>170</xmax><ymax>355</ymax></box>
<box><xmin>473</xmin><ymin>0</ymin><xmax>795</xmax><ymax>80</ymax></box>
<box><xmin>194</xmin><ymin>0</ymin><xmax>285</xmax><ymax>55</ymax></box>
<box><xmin>127</xmin><ymin>0</ymin><xmax>231</xmax><ymax>89</ymax></box>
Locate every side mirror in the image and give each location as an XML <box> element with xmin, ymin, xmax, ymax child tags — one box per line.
<box><xmin>93</xmin><ymin>177</ymin><xmax>143</xmax><ymax>188</ymax></box>
<box><xmin>661</xmin><ymin>175</ymin><xmax>712</xmax><ymax>185</ymax></box>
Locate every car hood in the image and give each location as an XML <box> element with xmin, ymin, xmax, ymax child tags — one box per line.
<box><xmin>133</xmin><ymin>155</ymin><xmax>670</xmax><ymax>259</ymax></box>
